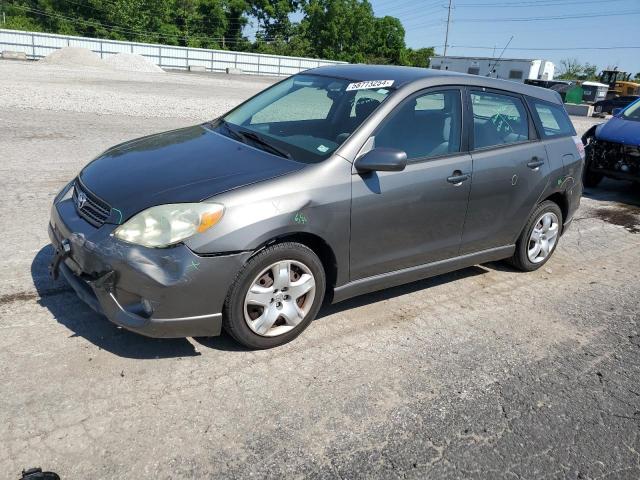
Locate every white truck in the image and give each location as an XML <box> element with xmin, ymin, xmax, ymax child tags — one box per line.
<box><xmin>429</xmin><ymin>56</ymin><xmax>555</xmax><ymax>83</ymax></box>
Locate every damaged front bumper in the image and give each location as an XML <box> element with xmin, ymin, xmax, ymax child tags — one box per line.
<box><xmin>585</xmin><ymin>138</ymin><xmax>640</xmax><ymax>181</ymax></box>
<box><xmin>48</xmin><ymin>198</ymin><xmax>251</xmax><ymax>338</ymax></box>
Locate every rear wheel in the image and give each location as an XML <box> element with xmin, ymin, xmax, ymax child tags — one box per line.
<box><xmin>509</xmin><ymin>201</ymin><xmax>562</xmax><ymax>272</ymax></box>
<box><xmin>223</xmin><ymin>242</ymin><xmax>326</xmax><ymax>349</ymax></box>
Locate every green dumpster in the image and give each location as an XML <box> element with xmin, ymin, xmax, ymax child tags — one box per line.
<box><xmin>564</xmin><ymin>85</ymin><xmax>584</xmax><ymax>104</ymax></box>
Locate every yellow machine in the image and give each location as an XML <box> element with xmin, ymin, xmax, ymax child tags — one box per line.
<box><xmin>599</xmin><ymin>69</ymin><xmax>640</xmax><ymax>98</ymax></box>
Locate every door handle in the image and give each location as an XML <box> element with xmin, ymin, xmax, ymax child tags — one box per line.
<box><xmin>447</xmin><ymin>170</ymin><xmax>470</xmax><ymax>185</ymax></box>
<box><xmin>527</xmin><ymin>157</ymin><xmax>545</xmax><ymax>170</ymax></box>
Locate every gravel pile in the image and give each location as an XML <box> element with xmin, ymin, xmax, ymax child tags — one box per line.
<box><xmin>104</xmin><ymin>53</ymin><xmax>164</xmax><ymax>73</ymax></box>
<box><xmin>40</xmin><ymin>47</ymin><xmax>105</xmax><ymax>69</ymax></box>
<box><xmin>41</xmin><ymin>47</ymin><xmax>164</xmax><ymax>73</ymax></box>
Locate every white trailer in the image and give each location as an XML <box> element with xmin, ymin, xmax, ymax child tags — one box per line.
<box><xmin>428</xmin><ymin>56</ymin><xmax>555</xmax><ymax>82</ymax></box>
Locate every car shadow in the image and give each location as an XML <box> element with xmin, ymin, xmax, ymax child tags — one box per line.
<box><xmin>583</xmin><ymin>178</ymin><xmax>640</xmax><ymax>207</ymax></box>
<box><xmin>317</xmin><ymin>264</ymin><xmax>489</xmax><ymax>319</ymax></box>
<box><xmin>33</xmin><ymin>244</ymin><xmax>502</xmax><ymax>354</ymax></box>
<box><xmin>32</xmin><ymin>245</ymin><xmax>203</xmax><ymax>359</ymax></box>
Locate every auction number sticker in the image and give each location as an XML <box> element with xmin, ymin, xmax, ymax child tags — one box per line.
<box><xmin>346</xmin><ymin>80</ymin><xmax>394</xmax><ymax>91</ymax></box>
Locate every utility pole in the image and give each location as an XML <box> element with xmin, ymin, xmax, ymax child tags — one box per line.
<box><xmin>443</xmin><ymin>0</ymin><xmax>452</xmax><ymax>57</ymax></box>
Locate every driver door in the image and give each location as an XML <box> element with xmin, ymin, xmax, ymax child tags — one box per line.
<box><xmin>349</xmin><ymin>88</ymin><xmax>473</xmax><ymax>280</ymax></box>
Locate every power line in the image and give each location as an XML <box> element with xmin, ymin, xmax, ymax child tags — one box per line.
<box><xmin>455</xmin><ymin>9</ymin><xmax>640</xmax><ymax>22</ymax></box>
<box><xmin>456</xmin><ymin>0</ymin><xmax>625</xmax><ymax>6</ymax></box>
<box><xmin>10</xmin><ymin>4</ymin><xmax>251</xmax><ymax>43</ymax></box>
<box><xmin>451</xmin><ymin>44</ymin><xmax>640</xmax><ymax>51</ymax></box>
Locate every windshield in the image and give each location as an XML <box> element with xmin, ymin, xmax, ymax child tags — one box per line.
<box><xmin>214</xmin><ymin>74</ymin><xmax>393</xmax><ymax>163</ymax></box>
<box><xmin>621</xmin><ymin>99</ymin><xmax>640</xmax><ymax>122</ymax></box>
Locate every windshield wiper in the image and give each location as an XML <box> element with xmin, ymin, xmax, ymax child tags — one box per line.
<box><xmin>217</xmin><ymin>120</ymin><xmax>292</xmax><ymax>160</ymax></box>
<box><xmin>217</xmin><ymin>119</ymin><xmax>243</xmax><ymax>141</ymax></box>
<box><xmin>238</xmin><ymin>129</ymin><xmax>292</xmax><ymax>160</ymax></box>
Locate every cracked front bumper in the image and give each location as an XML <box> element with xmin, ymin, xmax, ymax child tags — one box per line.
<box><xmin>48</xmin><ymin>198</ymin><xmax>251</xmax><ymax>338</ymax></box>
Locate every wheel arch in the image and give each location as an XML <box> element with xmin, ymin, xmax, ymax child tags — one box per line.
<box><xmin>541</xmin><ymin>192</ymin><xmax>569</xmax><ymax>230</ymax></box>
<box><xmin>252</xmin><ymin>232</ymin><xmax>339</xmax><ymax>301</ymax></box>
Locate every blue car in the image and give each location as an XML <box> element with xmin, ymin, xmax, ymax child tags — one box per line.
<box><xmin>582</xmin><ymin>98</ymin><xmax>640</xmax><ymax>187</ymax></box>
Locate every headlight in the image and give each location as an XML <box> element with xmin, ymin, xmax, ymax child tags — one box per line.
<box><xmin>55</xmin><ymin>181</ymin><xmax>74</xmax><ymax>203</ymax></box>
<box><xmin>113</xmin><ymin>203</ymin><xmax>224</xmax><ymax>248</ymax></box>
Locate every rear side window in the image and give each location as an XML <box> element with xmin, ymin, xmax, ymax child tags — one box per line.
<box><xmin>471</xmin><ymin>91</ymin><xmax>529</xmax><ymax>149</ymax></box>
<box><xmin>531</xmin><ymin>100</ymin><xmax>576</xmax><ymax>138</ymax></box>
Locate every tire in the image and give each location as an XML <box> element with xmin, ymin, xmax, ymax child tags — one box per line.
<box><xmin>583</xmin><ymin>168</ymin><xmax>603</xmax><ymax>188</ymax></box>
<box><xmin>222</xmin><ymin>242</ymin><xmax>326</xmax><ymax>349</ymax></box>
<box><xmin>509</xmin><ymin>200</ymin><xmax>563</xmax><ymax>272</ymax></box>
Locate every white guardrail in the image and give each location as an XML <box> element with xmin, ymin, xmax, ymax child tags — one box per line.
<box><xmin>0</xmin><ymin>28</ymin><xmax>346</xmax><ymax>76</ymax></box>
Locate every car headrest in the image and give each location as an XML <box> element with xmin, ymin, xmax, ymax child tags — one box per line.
<box><xmin>355</xmin><ymin>98</ymin><xmax>381</xmax><ymax>120</ymax></box>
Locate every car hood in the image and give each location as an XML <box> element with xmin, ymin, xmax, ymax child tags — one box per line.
<box><xmin>79</xmin><ymin>124</ymin><xmax>304</xmax><ymax>224</ymax></box>
<box><xmin>595</xmin><ymin>116</ymin><xmax>640</xmax><ymax>145</ymax></box>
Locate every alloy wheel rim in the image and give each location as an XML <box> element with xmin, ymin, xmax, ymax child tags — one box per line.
<box><xmin>527</xmin><ymin>212</ymin><xmax>559</xmax><ymax>264</ymax></box>
<box><xmin>243</xmin><ymin>260</ymin><xmax>316</xmax><ymax>337</ymax></box>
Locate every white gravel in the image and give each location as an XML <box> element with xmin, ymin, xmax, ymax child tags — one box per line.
<box><xmin>40</xmin><ymin>47</ymin><xmax>105</xmax><ymax>69</ymax></box>
<box><xmin>0</xmin><ymin>60</ymin><xmax>278</xmax><ymax>120</ymax></box>
<box><xmin>103</xmin><ymin>52</ymin><xmax>164</xmax><ymax>73</ymax></box>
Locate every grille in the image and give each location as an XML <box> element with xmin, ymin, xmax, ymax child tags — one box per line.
<box><xmin>73</xmin><ymin>180</ymin><xmax>111</xmax><ymax>227</ymax></box>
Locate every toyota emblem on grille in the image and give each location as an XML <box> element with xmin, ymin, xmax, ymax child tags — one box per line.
<box><xmin>76</xmin><ymin>191</ymin><xmax>88</xmax><ymax>209</ymax></box>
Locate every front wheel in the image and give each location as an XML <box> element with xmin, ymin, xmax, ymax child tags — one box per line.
<box><xmin>509</xmin><ymin>201</ymin><xmax>563</xmax><ymax>272</ymax></box>
<box><xmin>222</xmin><ymin>242</ymin><xmax>326</xmax><ymax>349</ymax></box>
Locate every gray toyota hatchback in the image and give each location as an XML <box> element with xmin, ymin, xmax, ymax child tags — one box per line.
<box><xmin>49</xmin><ymin>65</ymin><xmax>584</xmax><ymax>349</ymax></box>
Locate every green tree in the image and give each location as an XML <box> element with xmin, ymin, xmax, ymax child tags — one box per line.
<box><xmin>250</xmin><ymin>0</ymin><xmax>300</xmax><ymax>41</ymax></box>
<box><xmin>1</xmin><ymin>0</ymin><xmax>436</xmax><ymax>65</ymax></box>
<box><xmin>557</xmin><ymin>58</ymin><xmax>583</xmax><ymax>80</ymax></box>
<box><xmin>402</xmin><ymin>47</ymin><xmax>435</xmax><ymax>68</ymax></box>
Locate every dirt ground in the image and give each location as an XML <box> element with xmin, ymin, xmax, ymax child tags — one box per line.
<box><xmin>1</xmin><ymin>61</ymin><xmax>639</xmax><ymax>479</ymax></box>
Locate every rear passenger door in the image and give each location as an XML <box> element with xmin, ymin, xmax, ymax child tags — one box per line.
<box><xmin>460</xmin><ymin>89</ymin><xmax>550</xmax><ymax>254</ymax></box>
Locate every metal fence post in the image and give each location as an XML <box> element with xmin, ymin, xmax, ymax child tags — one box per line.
<box><xmin>31</xmin><ymin>33</ymin><xmax>35</xmax><ymax>58</ymax></box>
<box><xmin>158</xmin><ymin>46</ymin><xmax>162</xmax><ymax>68</ymax></box>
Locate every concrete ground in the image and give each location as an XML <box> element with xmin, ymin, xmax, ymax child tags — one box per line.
<box><xmin>1</xmin><ymin>61</ymin><xmax>639</xmax><ymax>479</ymax></box>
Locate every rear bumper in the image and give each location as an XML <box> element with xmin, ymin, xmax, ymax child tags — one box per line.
<box><xmin>49</xmin><ymin>198</ymin><xmax>251</xmax><ymax>338</ymax></box>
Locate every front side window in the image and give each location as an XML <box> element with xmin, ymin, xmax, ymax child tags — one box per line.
<box><xmin>219</xmin><ymin>74</ymin><xmax>392</xmax><ymax>163</ymax></box>
<box><xmin>373</xmin><ymin>90</ymin><xmax>462</xmax><ymax>160</ymax></box>
<box><xmin>471</xmin><ymin>91</ymin><xmax>529</xmax><ymax>149</ymax></box>
<box><xmin>531</xmin><ymin>100</ymin><xmax>576</xmax><ymax>137</ymax></box>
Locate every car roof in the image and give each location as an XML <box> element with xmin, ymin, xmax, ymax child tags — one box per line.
<box><xmin>306</xmin><ymin>64</ymin><xmax>562</xmax><ymax>104</ymax></box>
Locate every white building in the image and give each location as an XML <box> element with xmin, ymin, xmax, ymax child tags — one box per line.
<box><xmin>428</xmin><ymin>56</ymin><xmax>555</xmax><ymax>82</ymax></box>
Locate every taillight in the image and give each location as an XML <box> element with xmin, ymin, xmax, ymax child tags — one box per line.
<box><xmin>572</xmin><ymin>136</ymin><xmax>586</xmax><ymax>161</ymax></box>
